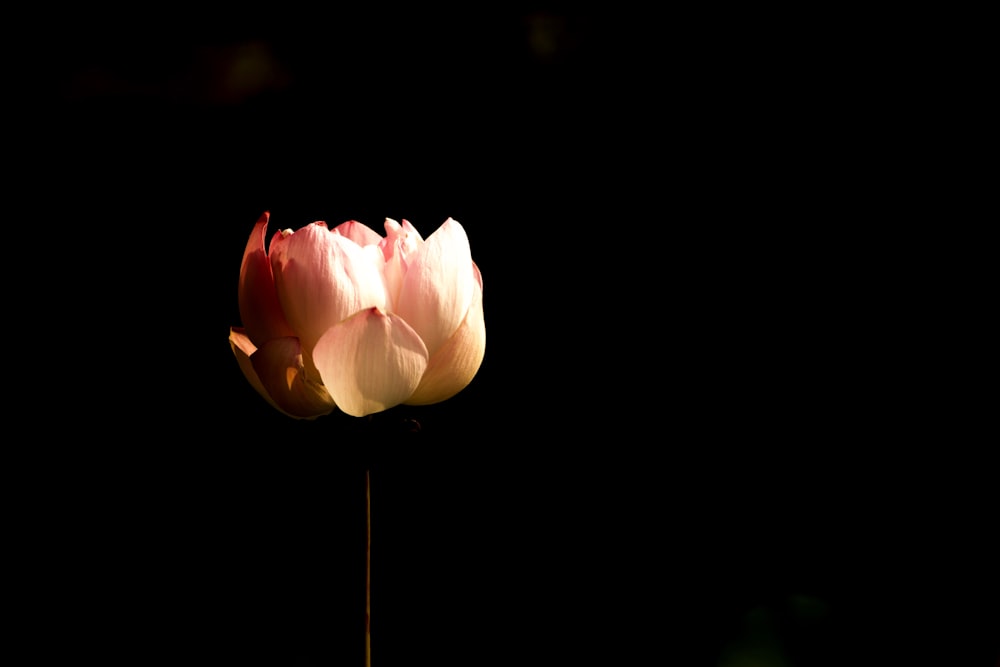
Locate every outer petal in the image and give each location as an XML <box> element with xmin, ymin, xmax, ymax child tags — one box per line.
<box><xmin>312</xmin><ymin>307</ymin><xmax>429</xmax><ymax>417</ymax></box>
<box><xmin>230</xmin><ymin>328</ymin><xmax>336</xmax><ymax>419</ymax></box>
<box><xmin>395</xmin><ymin>218</ymin><xmax>475</xmax><ymax>357</ymax></box>
<box><xmin>405</xmin><ymin>262</ymin><xmax>485</xmax><ymax>405</ymax></box>
<box><xmin>238</xmin><ymin>212</ymin><xmax>296</xmax><ymax>347</ymax></box>
<box><xmin>268</xmin><ymin>222</ymin><xmax>387</xmax><ymax>354</ymax></box>
<box><xmin>230</xmin><ymin>327</ymin><xmax>281</xmax><ymax>412</ymax></box>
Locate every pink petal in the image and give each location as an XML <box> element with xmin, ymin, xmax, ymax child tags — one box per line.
<box><xmin>238</xmin><ymin>212</ymin><xmax>296</xmax><ymax>347</ymax></box>
<box><xmin>395</xmin><ymin>218</ymin><xmax>475</xmax><ymax>357</ymax></box>
<box><xmin>333</xmin><ymin>220</ymin><xmax>383</xmax><ymax>248</ymax></box>
<box><xmin>405</xmin><ymin>262</ymin><xmax>486</xmax><ymax>405</ymax></box>
<box><xmin>268</xmin><ymin>221</ymin><xmax>387</xmax><ymax>354</ymax></box>
<box><xmin>379</xmin><ymin>218</ymin><xmax>424</xmax><ymax>311</ymax></box>
<box><xmin>312</xmin><ymin>307</ymin><xmax>429</xmax><ymax>417</ymax></box>
<box><xmin>248</xmin><ymin>333</ymin><xmax>337</xmax><ymax>419</ymax></box>
<box><xmin>379</xmin><ymin>218</ymin><xmax>424</xmax><ymax>258</ymax></box>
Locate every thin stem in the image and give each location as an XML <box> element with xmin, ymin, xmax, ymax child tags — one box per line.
<box><xmin>365</xmin><ymin>469</ymin><xmax>371</xmax><ymax>667</ymax></box>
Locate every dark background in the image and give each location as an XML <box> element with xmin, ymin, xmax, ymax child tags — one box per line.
<box><xmin>12</xmin><ymin>6</ymin><xmax>996</xmax><ymax>666</ymax></box>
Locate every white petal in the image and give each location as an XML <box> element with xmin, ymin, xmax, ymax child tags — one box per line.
<box><xmin>405</xmin><ymin>262</ymin><xmax>485</xmax><ymax>405</ymax></box>
<box><xmin>313</xmin><ymin>307</ymin><xmax>429</xmax><ymax>417</ymax></box>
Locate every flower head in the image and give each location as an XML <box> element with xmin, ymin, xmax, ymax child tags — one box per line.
<box><xmin>229</xmin><ymin>212</ymin><xmax>485</xmax><ymax>418</ymax></box>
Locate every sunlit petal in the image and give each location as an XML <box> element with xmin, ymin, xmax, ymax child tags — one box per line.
<box><xmin>406</xmin><ymin>262</ymin><xmax>485</xmax><ymax>405</ymax></box>
<box><xmin>395</xmin><ymin>218</ymin><xmax>474</xmax><ymax>357</ymax></box>
<box><xmin>313</xmin><ymin>307</ymin><xmax>428</xmax><ymax>417</ymax></box>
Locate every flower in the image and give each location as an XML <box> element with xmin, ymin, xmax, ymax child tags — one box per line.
<box><xmin>229</xmin><ymin>212</ymin><xmax>485</xmax><ymax>418</ymax></box>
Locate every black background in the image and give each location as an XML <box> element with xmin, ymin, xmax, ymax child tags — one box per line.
<box><xmin>11</xmin><ymin>5</ymin><xmax>996</xmax><ymax>666</ymax></box>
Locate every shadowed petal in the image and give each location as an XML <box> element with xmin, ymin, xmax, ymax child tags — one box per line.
<box><xmin>239</xmin><ymin>212</ymin><xmax>296</xmax><ymax>347</ymax></box>
<box><xmin>248</xmin><ymin>334</ymin><xmax>337</xmax><ymax>419</ymax></box>
<box><xmin>313</xmin><ymin>307</ymin><xmax>429</xmax><ymax>417</ymax></box>
<box><xmin>395</xmin><ymin>218</ymin><xmax>475</xmax><ymax>357</ymax></box>
<box><xmin>269</xmin><ymin>222</ymin><xmax>387</xmax><ymax>354</ymax></box>
<box><xmin>230</xmin><ymin>327</ymin><xmax>281</xmax><ymax>412</ymax></box>
<box><xmin>405</xmin><ymin>262</ymin><xmax>485</xmax><ymax>405</ymax></box>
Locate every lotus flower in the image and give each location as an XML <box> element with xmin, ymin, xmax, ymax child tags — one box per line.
<box><xmin>229</xmin><ymin>212</ymin><xmax>485</xmax><ymax>418</ymax></box>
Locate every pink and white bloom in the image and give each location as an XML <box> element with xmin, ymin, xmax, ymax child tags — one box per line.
<box><xmin>229</xmin><ymin>212</ymin><xmax>486</xmax><ymax>418</ymax></box>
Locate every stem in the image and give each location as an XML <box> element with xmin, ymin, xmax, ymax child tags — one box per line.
<box><xmin>365</xmin><ymin>469</ymin><xmax>371</xmax><ymax>667</ymax></box>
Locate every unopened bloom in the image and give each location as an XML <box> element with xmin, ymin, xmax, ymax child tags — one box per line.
<box><xmin>229</xmin><ymin>212</ymin><xmax>485</xmax><ymax>418</ymax></box>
